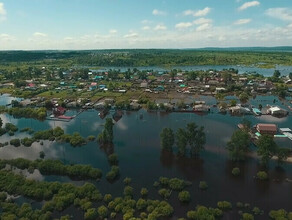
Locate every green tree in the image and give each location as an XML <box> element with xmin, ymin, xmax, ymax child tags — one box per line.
<box><xmin>0</xmin><ymin>117</ymin><xmax>2</xmax><ymax>128</ymax></box>
<box><xmin>193</xmin><ymin>126</ymin><xmax>206</xmax><ymax>157</ymax></box>
<box><xmin>97</xmin><ymin>205</ymin><xmax>108</xmax><ymax>219</ymax></box>
<box><xmin>273</xmin><ymin>70</ymin><xmax>281</xmax><ymax>78</ymax></box>
<box><xmin>232</xmin><ymin>167</ymin><xmax>240</xmax><ymax>176</ymax></box>
<box><xmin>242</xmin><ymin>213</ymin><xmax>254</xmax><ymax>220</ymax></box>
<box><xmin>230</xmin><ymin>100</ymin><xmax>237</xmax><ymax>107</ymax></box>
<box><xmin>160</xmin><ymin>128</ymin><xmax>174</xmax><ymax>151</ymax></box>
<box><xmin>257</xmin><ymin>135</ymin><xmax>278</xmax><ymax>166</ymax></box>
<box><xmin>276</xmin><ymin>148</ymin><xmax>290</xmax><ymax>166</ymax></box>
<box><xmin>226</xmin><ymin>130</ymin><xmax>250</xmax><ymax>161</ymax></box>
<box><xmin>84</xmin><ymin>208</ymin><xmax>98</xmax><ymax>220</ymax></box>
<box><xmin>178</xmin><ymin>191</ymin><xmax>191</xmax><ymax>202</ymax></box>
<box><xmin>256</xmin><ymin>171</ymin><xmax>268</xmax><ymax>180</ymax></box>
<box><xmin>140</xmin><ymin>188</ymin><xmax>148</xmax><ymax>197</ymax></box>
<box><xmin>98</xmin><ymin>118</ymin><xmax>114</xmax><ymax>144</ymax></box>
<box><xmin>176</xmin><ymin>128</ymin><xmax>188</xmax><ymax>156</ymax></box>
<box><xmin>239</xmin><ymin>92</ymin><xmax>249</xmax><ymax>103</ymax></box>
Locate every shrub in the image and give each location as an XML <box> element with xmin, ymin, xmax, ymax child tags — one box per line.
<box><xmin>123</xmin><ymin>177</ymin><xmax>132</xmax><ymax>185</ymax></box>
<box><xmin>242</xmin><ymin>213</ymin><xmax>254</xmax><ymax>220</ymax></box>
<box><xmin>123</xmin><ymin>186</ymin><xmax>133</xmax><ymax>197</ymax></box>
<box><xmin>159</xmin><ymin>176</ymin><xmax>169</xmax><ymax>186</ymax></box>
<box><xmin>232</xmin><ymin>167</ymin><xmax>240</xmax><ymax>176</ymax></box>
<box><xmin>106</xmin><ymin>166</ymin><xmax>119</xmax><ymax>181</ymax></box>
<box><xmin>136</xmin><ymin>198</ymin><xmax>147</xmax><ymax>210</ymax></box>
<box><xmin>169</xmin><ymin>178</ymin><xmax>185</xmax><ymax>191</ymax></box>
<box><xmin>153</xmin><ymin>181</ymin><xmax>159</xmax><ymax>187</ymax></box>
<box><xmin>10</xmin><ymin>138</ymin><xmax>21</xmax><ymax>147</ymax></box>
<box><xmin>97</xmin><ymin>205</ymin><xmax>108</xmax><ymax>218</ymax></box>
<box><xmin>178</xmin><ymin>190</ymin><xmax>191</xmax><ymax>203</ymax></box>
<box><xmin>199</xmin><ymin>181</ymin><xmax>208</xmax><ymax>190</ymax></box>
<box><xmin>236</xmin><ymin>202</ymin><xmax>244</xmax><ymax>209</ymax></box>
<box><xmin>158</xmin><ymin>188</ymin><xmax>171</xmax><ymax>199</ymax></box>
<box><xmin>103</xmin><ymin>194</ymin><xmax>112</xmax><ymax>203</ymax></box>
<box><xmin>87</xmin><ymin>135</ymin><xmax>95</xmax><ymax>141</ymax></box>
<box><xmin>21</xmin><ymin>137</ymin><xmax>34</xmax><ymax>147</ymax></box>
<box><xmin>108</xmin><ymin>153</ymin><xmax>118</xmax><ymax>165</ymax></box>
<box><xmin>39</xmin><ymin>151</ymin><xmax>45</xmax><ymax>159</ymax></box>
<box><xmin>252</xmin><ymin>207</ymin><xmax>262</xmax><ymax>215</ymax></box>
<box><xmin>5</xmin><ymin>123</ymin><xmax>18</xmax><ymax>132</ymax></box>
<box><xmin>140</xmin><ymin>188</ymin><xmax>148</xmax><ymax>197</ymax></box>
<box><xmin>257</xmin><ymin>171</ymin><xmax>268</xmax><ymax>180</ymax></box>
<box><xmin>217</xmin><ymin>201</ymin><xmax>232</xmax><ymax>210</ymax></box>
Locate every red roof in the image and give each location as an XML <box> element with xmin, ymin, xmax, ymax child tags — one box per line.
<box><xmin>256</xmin><ymin>124</ymin><xmax>277</xmax><ymax>132</ymax></box>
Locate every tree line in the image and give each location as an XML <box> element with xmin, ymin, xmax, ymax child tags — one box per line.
<box><xmin>160</xmin><ymin>123</ymin><xmax>206</xmax><ymax>157</ymax></box>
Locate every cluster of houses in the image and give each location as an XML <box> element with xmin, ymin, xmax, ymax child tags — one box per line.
<box><xmin>228</xmin><ymin>104</ymin><xmax>289</xmax><ymax>117</ymax></box>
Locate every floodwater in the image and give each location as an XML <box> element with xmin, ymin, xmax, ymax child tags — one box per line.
<box><xmin>88</xmin><ymin>65</ymin><xmax>292</xmax><ymax>77</ymax></box>
<box><xmin>1</xmin><ymin>95</ymin><xmax>292</xmax><ymax>219</ymax></box>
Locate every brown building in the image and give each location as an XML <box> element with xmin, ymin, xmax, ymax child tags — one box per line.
<box><xmin>256</xmin><ymin>124</ymin><xmax>277</xmax><ymax>135</ymax></box>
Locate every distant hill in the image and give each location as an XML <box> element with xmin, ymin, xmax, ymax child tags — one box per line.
<box><xmin>188</xmin><ymin>46</ymin><xmax>292</xmax><ymax>52</ymax></box>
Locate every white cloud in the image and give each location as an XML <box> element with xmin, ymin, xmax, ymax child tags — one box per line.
<box><xmin>196</xmin><ymin>23</ymin><xmax>212</xmax><ymax>31</ymax></box>
<box><xmin>152</xmin><ymin>9</ymin><xmax>166</xmax><ymax>16</ymax></box>
<box><xmin>238</xmin><ymin>1</ymin><xmax>260</xmax><ymax>11</ymax></box>
<box><xmin>0</xmin><ymin>2</ymin><xmax>7</xmax><ymax>21</ymax></box>
<box><xmin>154</xmin><ymin>24</ymin><xmax>167</xmax><ymax>31</ymax></box>
<box><xmin>234</xmin><ymin>18</ymin><xmax>252</xmax><ymax>25</ymax></box>
<box><xmin>109</xmin><ymin>29</ymin><xmax>117</xmax><ymax>34</ymax></box>
<box><xmin>142</xmin><ymin>26</ymin><xmax>150</xmax><ymax>30</ymax></box>
<box><xmin>193</xmin><ymin>18</ymin><xmax>212</xmax><ymax>25</ymax></box>
<box><xmin>141</xmin><ymin>19</ymin><xmax>152</xmax><ymax>24</ymax></box>
<box><xmin>175</xmin><ymin>22</ymin><xmax>193</xmax><ymax>29</ymax></box>
<box><xmin>184</xmin><ymin>7</ymin><xmax>211</xmax><ymax>17</ymax></box>
<box><xmin>124</xmin><ymin>32</ymin><xmax>138</xmax><ymax>38</ymax></box>
<box><xmin>64</xmin><ymin>37</ymin><xmax>74</xmax><ymax>41</ymax></box>
<box><xmin>194</xmin><ymin>7</ymin><xmax>211</xmax><ymax>17</ymax></box>
<box><xmin>0</xmin><ymin>34</ymin><xmax>14</xmax><ymax>41</ymax></box>
<box><xmin>183</xmin><ymin>10</ymin><xmax>196</xmax><ymax>16</ymax></box>
<box><xmin>33</xmin><ymin>32</ymin><xmax>47</xmax><ymax>37</ymax></box>
<box><xmin>265</xmin><ymin>8</ymin><xmax>292</xmax><ymax>22</ymax></box>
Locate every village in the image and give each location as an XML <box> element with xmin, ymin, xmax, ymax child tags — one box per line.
<box><xmin>1</xmin><ymin>66</ymin><xmax>292</xmax><ymax>146</ymax></box>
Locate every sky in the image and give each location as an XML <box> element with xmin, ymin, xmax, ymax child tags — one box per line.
<box><xmin>0</xmin><ymin>0</ymin><xmax>292</xmax><ymax>50</ymax></box>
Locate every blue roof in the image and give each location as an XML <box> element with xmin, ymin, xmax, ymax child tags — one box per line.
<box><xmin>252</xmin><ymin>108</ymin><xmax>261</xmax><ymax>114</ymax></box>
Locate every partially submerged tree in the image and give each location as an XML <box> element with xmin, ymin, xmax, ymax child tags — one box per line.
<box><xmin>226</xmin><ymin>130</ymin><xmax>250</xmax><ymax>161</ymax></box>
<box><xmin>257</xmin><ymin>134</ymin><xmax>278</xmax><ymax>166</ymax></box>
<box><xmin>98</xmin><ymin>118</ymin><xmax>114</xmax><ymax>144</ymax></box>
<box><xmin>160</xmin><ymin>128</ymin><xmax>175</xmax><ymax>152</ymax></box>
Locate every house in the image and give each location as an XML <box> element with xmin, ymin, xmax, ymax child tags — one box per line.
<box><xmin>94</xmin><ymin>75</ymin><xmax>104</xmax><ymax>80</ymax></box>
<box><xmin>89</xmin><ymin>82</ymin><xmax>97</xmax><ymax>91</ymax></box>
<box><xmin>267</xmin><ymin>106</ymin><xmax>288</xmax><ymax>117</ymax></box>
<box><xmin>99</xmin><ymin>84</ymin><xmax>106</xmax><ymax>90</ymax></box>
<box><xmin>53</xmin><ymin>106</ymin><xmax>66</xmax><ymax>116</ymax></box>
<box><xmin>94</xmin><ymin>102</ymin><xmax>106</xmax><ymax>109</ymax></box>
<box><xmin>129</xmin><ymin>102</ymin><xmax>141</xmax><ymax>110</ymax></box>
<box><xmin>104</xmin><ymin>98</ymin><xmax>115</xmax><ymax>105</ymax></box>
<box><xmin>256</xmin><ymin>123</ymin><xmax>277</xmax><ymax>135</ymax></box>
<box><xmin>229</xmin><ymin>105</ymin><xmax>251</xmax><ymax>115</ymax></box>
<box><xmin>193</xmin><ymin>104</ymin><xmax>210</xmax><ymax>112</ymax></box>
<box><xmin>154</xmin><ymin>86</ymin><xmax>165</xmax><ymax>92</ymax></box>
<box><xmin>215</xmin><ymin>87</ymin><xmax>226</xmax><ymax>93</ymax></box>
<box><xmin>66</xmin><ymin>101</ymin><xmax>78</xmax><ymax>108</ymax></box>
<box><xmin>140</xmin><ymin>82</ymin><xmax>148</xmax><ymax>88</ymax></box>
